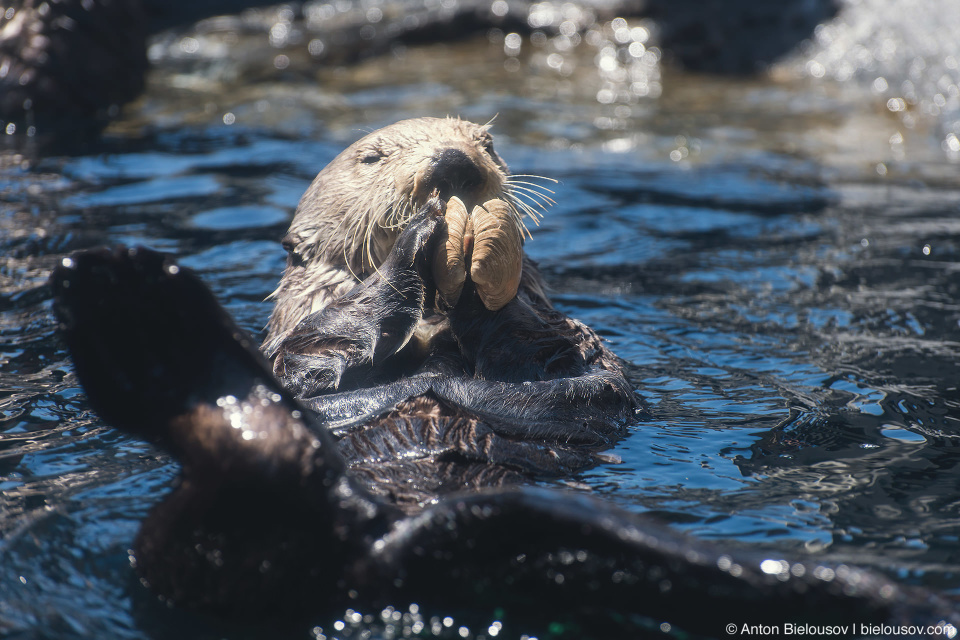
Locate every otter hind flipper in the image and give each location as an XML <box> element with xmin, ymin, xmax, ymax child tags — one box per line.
<box><xmin>51</xmin><ymin>246</ymin><xmax>398</xmax><ymax>613</ymax></box>
<box><xmin>51</xmin><ymin>247</ymin><xmax>270</xmax><ymax>440</ymax></box>
<box><xmin>49</xmin><ymin>245</ymin><xmax>357</xmax><ymax>473</ymax></box>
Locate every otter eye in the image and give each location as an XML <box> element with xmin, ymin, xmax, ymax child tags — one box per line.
<box><xmin>482</xmin><ymin>138</ymin><xmax>496</xmax><ymax>155</ymax></box>
<box><xmin>360</xmin><ymin>152</ymin><xmax>382</xmax><ymax>164</ymax></box>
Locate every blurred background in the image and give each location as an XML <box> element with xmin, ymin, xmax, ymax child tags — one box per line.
<box><xmin>2</xmin><ymin>0</ymin><xmax>960</xmax><ymax>637</ymax></box>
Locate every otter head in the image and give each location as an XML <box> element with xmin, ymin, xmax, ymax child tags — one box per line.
<box><xmin>265</xmin><ymin>117</ymin><xmax>552</xmax><ymax>348</ymax></box>
<box><xmin>287</xmin><ymin>117</ymin><xmax>513</xmax><ymax>276</ymax></box>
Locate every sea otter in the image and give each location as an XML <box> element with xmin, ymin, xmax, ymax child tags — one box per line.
<box><xmin>48</xmin><ymin>118</ymin><xmax>959</xmax><ymax>633</ymax></box>
<box><xmin>259</xmin><ymin>117</ymin><xmax>639</xmax><ymax>508</ymax></box>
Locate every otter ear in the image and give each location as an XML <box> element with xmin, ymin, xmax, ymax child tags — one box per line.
<box><xmin>281</xmin><ymin>232</ymin><xmax>302</xmax><ymax>254</ymax></box>
<box><xmin>281</xmin><ymin>233</ymin><xmax>307</xmax><ymax>268</ymax></box>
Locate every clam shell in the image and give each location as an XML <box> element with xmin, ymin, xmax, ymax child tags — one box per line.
<box><xmin>432</xmin><ymin>196</ymin><xmax>469</xmax><ymax>306</ymax></box>
<box><xmin>470</xmin><ymin>199</ymin><xmax>523</xmax><ymax>312</ymax></box>
<box><xmin>432</xmin><ymin>197</ymin><xmax>523</xmax><ymax>311</ymax></box>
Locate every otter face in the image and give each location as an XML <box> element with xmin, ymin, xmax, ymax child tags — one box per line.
<box><xmin>285</xmin><ymin>117</ymin><xmax>550</xmax><ymax>277</ymax></box>
<box><xmin>358</xmin><ymin>119</ymin><xmax>509</xmax><ymax>219</ymax></box>
<box><xmin>266</xmin><ymin>117</ymin><xmax>554</xmax><ymax>348</ymax></box>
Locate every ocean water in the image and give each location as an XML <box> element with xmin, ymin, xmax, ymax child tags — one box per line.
<box><xmin>2</xmin><ymin>2</ymin><xmax>960</xmax><ymax>637</ymax></box>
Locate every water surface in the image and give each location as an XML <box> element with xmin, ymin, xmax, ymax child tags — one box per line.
<box><xmin>2</xmin><ymin>4</ymin><xmax>960</xmax><ymax>638</ymax></box>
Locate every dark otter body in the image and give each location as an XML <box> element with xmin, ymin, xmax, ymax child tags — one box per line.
<box><xmin>278</xmin><ymin>207</ymin><xmax>636</xmax><ymax>506</ymax></box>
<box><xmin>51</xmin><ymin>247</ymin><xmax>959</xmax><ymax>633</ymax></box>
<box><xmin>45</xmin><ymin>116</ymin><xmax>960</xmax><ymax>631</ymax></box>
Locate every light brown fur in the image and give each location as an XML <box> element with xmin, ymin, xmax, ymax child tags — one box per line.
<box><xmin>263</xmin><ymin>117</ymin><xmax>552</xmax><ymax>354</ymax></box>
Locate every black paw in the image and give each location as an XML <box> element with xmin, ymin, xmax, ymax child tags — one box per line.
<box><xmin>389</xmin><ymin>196</ymin><xmax>444</xmax><ymax>273</ymax></box>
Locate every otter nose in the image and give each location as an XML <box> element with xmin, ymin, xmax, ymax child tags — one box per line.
<box><xmin>427</xmin><ymin>148</ymin><xmax>484</xmax><ymax>199</ymax></box>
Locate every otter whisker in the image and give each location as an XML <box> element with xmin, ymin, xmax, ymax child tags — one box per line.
<box><xmin>506</xmin><ymin>175</ymin><xmax>558</xmax><ymax>194</ymax></box>
<box><xmin>506</xmin><ymin>180</ymin><xmax>557</xmax><ymax>205</ymax></box>
<box><xmin>364</xmin><ymin>197</ymin><xmax>408</xmax><ymax>297</ymax></box>
<box><xmin>507</xmin><ymin>174</ymin><xmax>559</xmax><ymax>186</ymax></box>
<box><xmin>348</xmin><ymin>199</ymin><xmax>377</xmax><ymax>276</ymax></box>
<box><xmin>381</xmin><ymin>203</ymin><xmax>398</xmax><ymax>230</ymax></box>
<box><xmin>507</xmin><ymin>181</ymin><xmax>557</xmax><ymax>201</ymax></box>
<box><xmin>343</xmin><ymin>228</ymin><xmax>364</xmax><ymax>282</ymax></box>
<box><xmin>508</xmin><ymin>179</ymin><xmax>557</xmax><ymax>192</ymax></box>
<box><xmin>390</xmin><ymin>196</ymin><xmax>417</xmax><ymax>229</ymax></box>
<box><xmin>507</xmin><ymin>185</ymin><xmax>556</xmax><ymax>209</ymax></box>
<box><xmin>362</xmin><ymin>199</ymin><xmax>392</xmax><ymax>272</ymax></box>
<box><xmin>507</xmin><ymin>184</ymin><xmax>552</xmax><ymax>207</ymax></box>
<box><xmin>383</xmin><ymin>197</ymin><xmax>411</xmax><ymax>230</ymax></box>
<box><xmin>505</xmin><ymin>182</ymin><xmax>556</xmax><ymax>214</ymax></box>
<box><xmin>503</xmin><ymin>190</ymin><xmax>542</xmax><ymax>216</ymax></box>
<box><xmin>365</xmin><ymin>183</ymin><xmax>392</xmax><ymax>254</ymax></box>
<box><xmin>340</xmin><ymin>219</ymin><xmax>364</xmax><ymax>284</ymax></box>
<box><xmin>312</xmin><ymin>196</ymin><xmax>359</xmax><ymax>268</ymax></box>
<box><xmin>509</xmin><ymin>195</ymin><xmax>549</xmax><ymax>231</ymax></box>
<box><xmin>506</xmin><ymin>208</ymin><xmax>540</xmax><ymax>240</ymax></box>
<box><xmin>507</xmin><ymin>173</ymin><xmax>558</xmax><ymax>184</ymax></box>
<box><xmin>505</xmin><ymin>191</ymin><xmax>549</xmax><ymax>222</ymax></box>
<box><xmin>499</xmin><ymin>198</ymin><xmax>537</xmax><ymax>239</ymax></box>
<box><xmin>506</xmin><ymin>177</ymin><xmax>558</xmax><ymax>202</ymax></box>
<box><xmin>499</xmin><ymin>198</ymin><xmax>529</xmax><ymax>225</ymax></box>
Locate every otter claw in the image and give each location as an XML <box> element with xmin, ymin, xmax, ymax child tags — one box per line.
<box><xmin>392</xmin><ymin>197</ymin><xmax>443</xmax><ymax>269</ymax></box>
<box><xmin>432</xmin><ymin>197</ymin><xmax>523</xmax><ymax>311</ymax></box>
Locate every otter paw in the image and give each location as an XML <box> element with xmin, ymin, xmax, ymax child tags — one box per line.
<box><xmin>391</xmin><ymin>196</ymin><xmax>444</xmax><ymax>269</ymax></box>
<box><xmin>432</xmin><ymin>197</ymin><xmax>523</xmax><ymax>311</ymax></box>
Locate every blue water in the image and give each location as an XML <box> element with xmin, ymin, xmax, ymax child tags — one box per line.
<box><xmin>3</xmin><ymin>11</ymin><xmax>960</xmax><ymax>639</ymax></box>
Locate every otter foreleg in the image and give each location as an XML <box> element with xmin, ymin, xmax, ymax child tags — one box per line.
<box><xmin>431</xmin><ymin>369</ymin><xmax>637</xmax><ymax>446</ymax></box>
<box><xmin>269</xmin><ymin>200</ymin><xmax>443</xmax><ymax>398</ymax></box>
<box><xmin>435</xmin><ymin>284</ymin><xmax>642</xmax><ymax>445</ymax></box>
